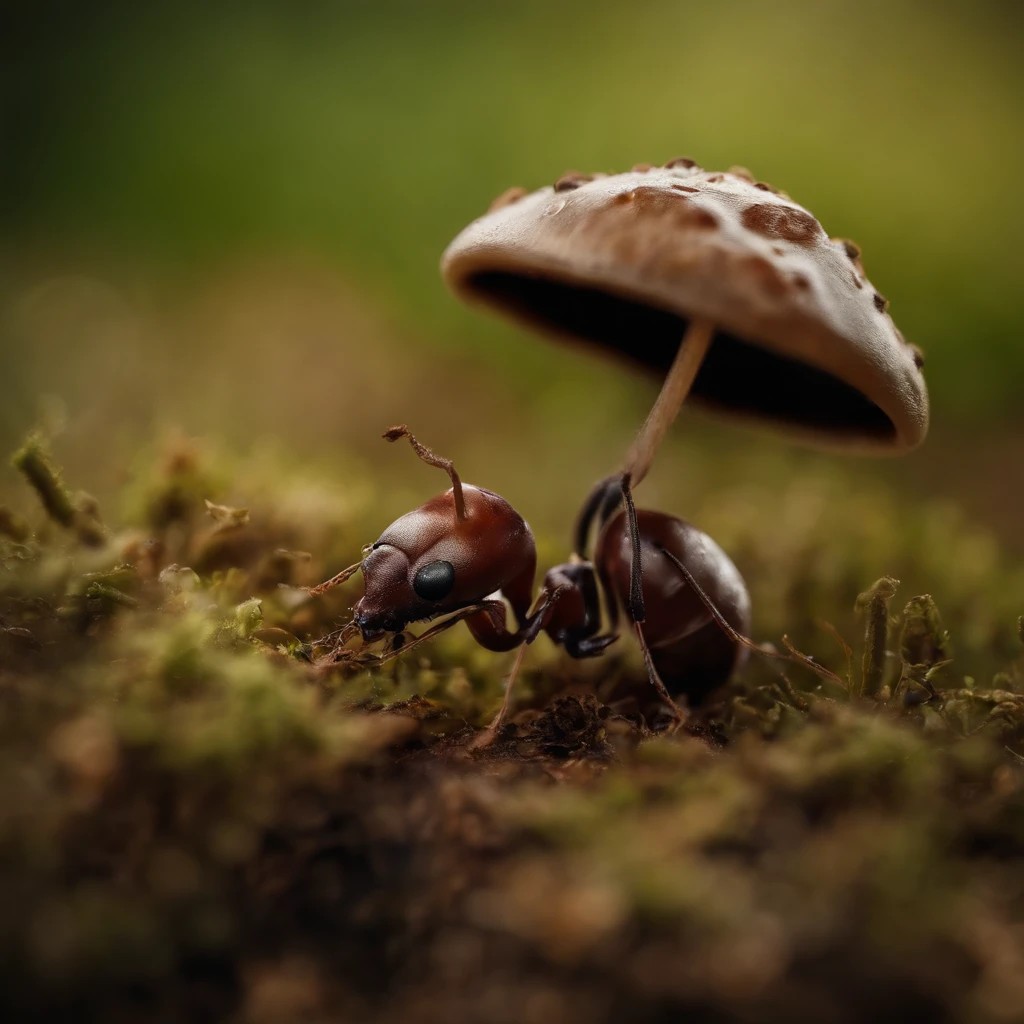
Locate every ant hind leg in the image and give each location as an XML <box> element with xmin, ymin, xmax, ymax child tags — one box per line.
<box><xmin>618</xmin><ymin>475</ymin><xmax>687</xmax><ymax>727</ymax></box>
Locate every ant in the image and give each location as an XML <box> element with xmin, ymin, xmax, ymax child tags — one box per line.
<box><xmin>307</xmin><ymin>427</ymin><xmax>752</xmax><ymax>740</ymax></box>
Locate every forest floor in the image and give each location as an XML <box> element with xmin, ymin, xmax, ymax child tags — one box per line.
<box><xmin>3</xmin><ymin>431</ymin><xmax>1024</xmax><ymax>1024</ymax></box>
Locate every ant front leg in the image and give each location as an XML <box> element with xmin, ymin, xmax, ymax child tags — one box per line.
<box><xmin>564</xmin><ymin>632</ymin><xmax>618</xmax><ymax>659</ymax></box>
<box><xmin>618</xmin><ymin>475</ymin><xmax>687</xmax><ymax>727</ymax></box>
<box><xmin>464</xmin><ymin>600</ymin><xmax>528</xmax><ymax>652</ymax></box>
<box><xmin>542</xmin><ymin>562</ymin><xmax>617</xmax><ymax>659</ymax></box>
<box><xmin>574</xmin><ymin>473</ymin><xmax>627</xmax><ymax>556</ymax></box>
<box><xmin>471</xmin><ymin>582</ymin><xmax>579</xmax><ymax>749</ymax></box>
<box><xmin>463</xmin><ymin>547</ymin><xmax>538</xmax><ymax>653</ymax></box>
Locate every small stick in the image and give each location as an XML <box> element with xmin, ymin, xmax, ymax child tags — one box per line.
<box><xmin>815</xmin><ymin>618</ymin><xmax>853</xmax><ymax>694</ymax></box>
<box><xmin>383</xmin><ymin>425</ymin><xmax>466</xmax><ymax>520</ymax></box>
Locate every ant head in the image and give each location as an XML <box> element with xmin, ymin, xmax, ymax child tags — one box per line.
<box><xmin>348</xmin><ymin>426</ymin><xmax>536</xmax><ymax>643</ymax></box>
<box><xmin>353</xmin><ymin>542</ymin><xmax>459</xmax><ymax>641</ymax></box>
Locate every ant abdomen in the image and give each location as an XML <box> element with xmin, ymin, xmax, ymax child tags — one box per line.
<box><xmin>595</xmin><ymin>509</ymin><xmax>751</xmax><ymax>703</ymax></box>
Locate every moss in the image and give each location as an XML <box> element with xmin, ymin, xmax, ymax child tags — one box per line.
<box><xmin>11</xmin><ymin>434</ymin><xmax>107</xmax><ymax>548</ymax></box>
<box><xmin>11</xmin><ymin>433</ymin><xmax>76</xmax><ymax>528</ymax></box>
<box><xmin>856</xmin><ymin>576</ymin><xmax>900</xmax><ymax>699</ymax></box>
<box><xmin>3</xmin><ymin>433</ymin><xmax>1024</xmax><ymax>1023</ymax></box>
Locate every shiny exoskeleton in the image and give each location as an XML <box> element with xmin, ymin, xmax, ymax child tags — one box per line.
<box><xmin>551</xmin><ymin>507</ymin><xmax>751</xmax><ymax>707</ymax></box>
<box><xmin>354</xmin><ymin>483</ymin><xmax>536</xmax><ymax>653</ymax></box>
<box><xmin>307</xmin><ymin>427</ymin><xmax>543</xmax><ymax>662</ymax></box>
<box><xmin>309</xmin><ymin>428</ymin><xmax>751</xmax><ymax>735</ymax></box>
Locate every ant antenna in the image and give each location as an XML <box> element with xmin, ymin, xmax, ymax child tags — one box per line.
<box><xmin>383</xmin><ymin>425</ymin><xmax>466</xmax><ymax>520</ymax></box>
<box><xmin>304</xmin><ymin>560</ymin><xmax>362</xmax><ymax>597</ymax></box>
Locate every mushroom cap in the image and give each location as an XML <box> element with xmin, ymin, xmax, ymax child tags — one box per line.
<box><xmin>441</xmin><ymin>162</ymin><xmax>928</xmax><ymax>453</ymax></box>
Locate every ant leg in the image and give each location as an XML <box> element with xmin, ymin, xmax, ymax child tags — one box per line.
<box><xmin>317</xmin><ymin>604</ymin><xmax>497</xmax><ymax>673</ymax></box>
<box><xmin>465</xmin><ymin>580</ymin><xmax>573</xmax><ymax>653</ymax></box>
<box><xmin>375</xmin><ymin>602</ymin><xmax>500</xmax><ymax>663</ymax></box>
<box><xmin>619</xmin><ymin>474</ymin><xmax>646</xmax><ymax>623</ymax></box>
<box><xmin>618</xmin><ymin>475</ymin><xmax>687</xmax><ymax>725</ymax></box>
<box><xmin>304</xmin><ymin>561</ymin><xmax>362</xmax><ymax>597</ymax></box>
<box><xmin>543</xmin><ymin>563</ymin><xmax>616</xmax><ymax>657</ymax></box>
<box><xmin>632</xmin><ymin>621</ymin><xmax>686</xmax><ymax>728</ymax></box>
<box><xmin>574</xmin><ymin>474</ymin><xmax>630</xmax><ymax>557</ymax></box>
<box><xmin>565</xmin><ymin>633</ymin><xmax>617</xmax><ymax>658</ymax></box>
<box><xmin>466</xmin><ymin>600</ymin><xmax>530</xmax><ymax>652</ymax></box>
<box><xmin>656</xmin><ymin>546</ymin><xmax>847</xmax><ymax>688</ymax></box>
<box><xmin>574</xmin><ymin>474</ymin><xmax>621</xmax><ymax>555</ymax></box>
<box><xmin>471</xmin><ymin>641</ymin><xmax>531</xmax><ymax>750</ymax></box>
<box><xmin>494</xmin><ymin>542</ymin><xmax>538</xmax><ymax>634</ymax></box>
<box><xmin>310</xmin><ymin>619</ymin><xmax>361</xmax><ymax>649</ymax></box>
<box><xmin>471</xmin><ymin>583</ymin><xmax>576</xmax><ymax>748</ymax></box>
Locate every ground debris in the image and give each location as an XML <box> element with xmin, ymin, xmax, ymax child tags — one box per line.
<box><xmin>3</xmin><ymin>434</ymin><xmax>1024</xmax><ymax>1023</ymax></box>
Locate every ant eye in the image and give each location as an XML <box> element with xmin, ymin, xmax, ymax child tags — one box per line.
<box><xmin>412</xmin><ymin>560</ymin><xmax>456</xmax><ymax>602</ymax></box>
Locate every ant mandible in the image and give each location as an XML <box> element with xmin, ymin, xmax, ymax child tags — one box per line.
<box><xmin>307</xmin><ymin>427</ymin><xmax>751</xmax><ymax>740</ymax></box>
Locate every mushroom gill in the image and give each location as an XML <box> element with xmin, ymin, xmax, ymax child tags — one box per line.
<box><xmin>467</xmin><ymin>270</ymin><xmax>896</xmax><ymax>441</ymax></box>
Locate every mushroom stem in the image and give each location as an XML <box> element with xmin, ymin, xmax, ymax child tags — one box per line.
<box><xmin>622</xmin><ymin>318</ymin><xmax>714</xmax><ymax>486</ymax></box>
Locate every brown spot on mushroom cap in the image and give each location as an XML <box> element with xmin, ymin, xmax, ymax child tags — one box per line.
<box><xmin>618</xmin><ymin>186</ymin><xmax>718</xmax><ymax>229</ymax></box>
<box><xmin>873</xmin><ymin>292</ymin><xmax>889</xmax><ymax>313</ymax></box>
<box><xmin>910</xmin><ymin>345</ymin><xmax>925</xmax><ymax>369</ymax></box>
<box><xmin>488</xmin><ymin>187</ymin><xmax>528</xmax><ymax>213</ymax></box>
<box><xmin>632</xmin><ymin>162</ymin><xmax>654</xmax><ymax>173</ymax></box>
<box><xmin>664</xmin><ymin>156</ymin><xmax>698</xmax><ymax>169</ymax></box>
<box><xmin>755</xmin><ymin>181</ymin><xmax>781</xmax><ymax>194</ymax></box>
<box><xmin>838</xmin><ymin>238</ymin><xmax>861</xmax><ymax>261</ymax></box>
<box><xmin>741</xmin><ymin>203</ymin><xmax>821</xmax><ymax>244</ymax></box>
<box><xmin>554</xmin><ymin>172</ymin><xmax>592</xmax><ymax>192</ymax></box>
<box><xmin>740</xmin><ymin>255</ymin><xmax>788</xmax><ymax>296</ymax></box>
<box><xmin>836</xmin><ymin>238</ymin><xmax>867</xmax><ymax>279</ymax></box>
<box><xmin>681</xmin><ymin>207</ymin><xmax>718</xmax><ymax>230</ymax></box>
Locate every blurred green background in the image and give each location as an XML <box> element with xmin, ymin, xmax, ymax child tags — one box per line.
<box><xmin>1</xmin><ymin>0</ymin><xmax>1022</xmax><ymax>543</ymax></box>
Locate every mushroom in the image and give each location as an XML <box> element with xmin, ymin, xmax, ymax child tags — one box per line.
<box><xmin>441</xmin><ymin>160</ymin><xmax>928</xmax><ymax>500</ymax></box>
